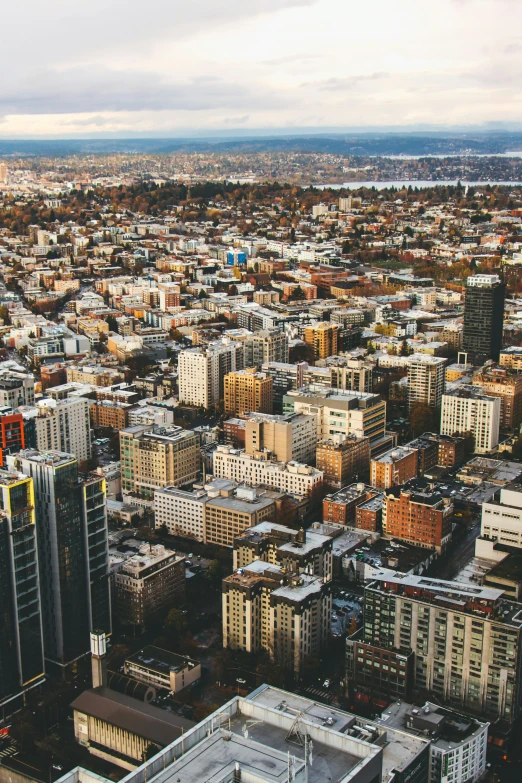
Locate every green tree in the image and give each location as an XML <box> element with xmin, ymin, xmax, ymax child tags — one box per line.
<box><xmin>289</xmin><ymin>285</ymin><xmax>306</xmax><ymax>301</ymax></box>
<box><xmin>206</xmin><ymin>559</ymin><xmax>226</xmax><ymax>588</ymax></box>
<box><xmin>198</xmin><ymin>289</ymin><xmax>208</xmax><ymax>299</ymax></box>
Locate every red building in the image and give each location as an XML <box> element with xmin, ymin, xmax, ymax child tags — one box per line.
<box><xmin>0</xmin><ymin>413</ymin><xmax>25</xmax><ymax>467</ymax></box>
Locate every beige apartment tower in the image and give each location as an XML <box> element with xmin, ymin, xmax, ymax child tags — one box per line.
<box><xmin>304</xmin><ymin>322</ymin><xmax>339</xmax><ymax>359</ymax></box>
<box><xmin>224</xmin><ymin>369</ymin><xmax>273</xmax><ymax>417</ymax></box>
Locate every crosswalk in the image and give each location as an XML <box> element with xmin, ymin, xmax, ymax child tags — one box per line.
<box><xmin>0</xmin><ymin>740</ymin><xmax>17</xmax><ymax>759</ymax></box>
<box><xmin>302</xmin><ymin>687</ymin><xmax>332</xmax><ymax>702</ymax></box>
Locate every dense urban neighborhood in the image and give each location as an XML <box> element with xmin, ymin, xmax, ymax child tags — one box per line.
<box><xmin>1</xmin><ymin>156</ymin><xmax>522</xmax><ymax>783</ymax></box>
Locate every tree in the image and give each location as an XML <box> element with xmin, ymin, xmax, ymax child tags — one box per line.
<box><xmin>409</xmin><ymin>403</ymin><xmax>435</xmax><ymax>436</ymax></box>
<box><xmin>289</xmin><ymin>285</ymin><xmax>305</xmax><ymax>301</ymax></box>
<box><xmin>198</xmin><ymin>289</ymin><xmax>208</xmax><ymax>299</ymax></box>
<box><xmin>400</xmin><ymin>339</ymin><xmax>412</xmax><ymax>356</ymax></box>
<box><xmin>206</xmin><ymin>559</ymin><xmax>226</xmax><ymax>588</ymax></box>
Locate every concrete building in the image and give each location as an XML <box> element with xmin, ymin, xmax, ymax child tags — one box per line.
<box><xmin>383</xmin><ymin>488</ymin><xmax>453</xmax><ymax>553</ymax></box>
<box><xmin>421</xmin><ymin>432</ymin><xmax>466</xmax><ymax>468</ymax></box>
<box><xmin>72</xmin><ymin>686</ymin><xmax>194</xmax><ymax>771</ymax></box>
<box><xmin>31</xmin><ymin>396</ymin><xmax>92</xmax><ymax>464</ymax></box>
<box><xmin>120</xmin><ymin>425</ymin><xmax>200</xmax><ymax>500</ymax></box>
<box><xmin>284</xmin><ymin>389</ymin><xmax>389</xmax><ymax>455</ymax></box>
<box><xmin>244</xmin><ymin>411</ymin><xmax>317</xmax><ymax>465</ymax></box>
<box><xmin>223</xmin><ymin>561</ymin><xmax>331</xmax><ymax>676</ymax></box>
<box><xmin>0</xmin><ymin>368</ymin><xmax>35</xmax><ymax>408</ymax></box>
<box><xmin>223</xmin><ymin>368</ymin><xmax>273</xmax><ymax>417</ymax></box>
<box><xmin>204</xmin><ymin>485</ymin><xmax>278</xmax><ymax>547</ymax></box>
<box><xmin>124</xmin><ymin>646</ymin><xmax>201</xmax><ymax>694</ymax></box>
<box><xmin>440</xmin><ymin>386</ymin><xmax>500</xmax><ymax>454</ymax></box>
<box><xmin>79</xmin><ymin>474</ymin><xmax>112</xmax><ymax>637</ymax></box>
<box><xmin>370</xmin><ymin>446</ymin><xmax>418</xmax><ymax>489</ymax></box>
<box><xmin>360</xmin><ymin>573</ymin><xmax>522</xmax><ymax>729</ymax></box>
<box><xmin>154</xmin><ymin>484</ymin><xmax>210</xmax><ymax>541</ymax></box>
<box><xmin>233</xmin><ymin>521</ymin><xmax>333</xmax><ymax>583</ymax></box>
<box><xmin>244</xmin><ymin>329</ymin><xmax>288</xmax><ymax>366</ymax></box>
<box><xmin>323</xmin><ymin>483</ymin><xmax>383</xmax><ymax>529</ymax></box>
<box><xmin>316</xmin><ymin>434</ymin><xmax>370</xmax><ymax>490</ymax></box>
<box><xmin>261</xmin><ymin>360</ymin><xmax>308</xmax><ymax>413</ymax></box>
<box><xmin>213</xmin><ymin>446</ymin><xmax>323</xmax><ymax>497</ymax></box>
<box><xmin>463</xmin><ymin>274</ymin><xmax>505</xmax><ymax>360</ymax></box>
<box><xmin>90</xmin><ymin>400</ymin><xmax>130</xmax><ymax>430</ymax></box>
<box><xmin>115</xmin><ymin>544</ymin><xmax>185</xmax><ymax>630</ymax></box>
<box><xmin>178</xmin><ymin>338</ymin><xmax>244</xmax><ymax>409</ymax></box>
<box><xmin>476</xmin><ymin>484</ymin><xmax>522</xmax><ymax>567</ymax></box>
<box><xmin>407</xmin><ymin>354</ymin><xmax>446</xmax><ymax>411</ymax></box>
<box><xmin>66</xmin><ymin>364</ymin><xmax>126</xmax><ymax>387</ymax></box>
<box><xmin>8</xmin><ymin>451</ymin><xmax>91</xmax><ymax>667</ymax></box>
<box><xmin>374</xmin><ymin>700</ymin><xmax>488</xmax><ymax>783</ymax></box>
<box><xmin>0</xmin><ymin>470</ymin><xmax>45</xmax><ymax>710</ymax></box>
<box><xmin>303</xmin><ymin>321</ymin><xmax>339</xmax><ymax>359</ymax></box>
<box><xmin>472</xmin><ymin>367</ymin><xmax>522</xmax><ymax>431</ymax></box>
<box><xmin>62</xmin><ymin>684</ymin><xmax>423</xmax><ymax>783</ymax></box>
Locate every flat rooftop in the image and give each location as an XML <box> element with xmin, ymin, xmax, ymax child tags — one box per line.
<box><xmin>126</xmin><ymin>645</ymin><xmax>199</xmax><ymax>675</ymax></box>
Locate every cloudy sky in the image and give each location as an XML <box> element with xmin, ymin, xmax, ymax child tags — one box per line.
<box><xmin>1</xmin><ymin>0</ymin><xmax>520</xmax><ymax>137</ymax></box>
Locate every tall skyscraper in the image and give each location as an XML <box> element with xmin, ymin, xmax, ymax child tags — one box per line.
<box><xmin>79</xmin><ymin>474</ymin><xmax>111</xmax><ymax>636</ymax></box>
<box><xmin>0</xmin><ymin>470</ymin><xmax>45</xmax><ymax>708</ymax></box>
<box><xmin>8</xmin><ymin>450</ymin><xmax>110</xmax><ymax>668</ymax></box>
<box><xmin>463</xmin><ymin>274</ymin><xmax>505</xmax><ymax>360</ymax></box>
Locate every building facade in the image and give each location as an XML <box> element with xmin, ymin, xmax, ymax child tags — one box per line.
<box><xmin>463</xmin><ymin>274</ymin><xmax>505</xmax><ymax>360</ymax></box>
<box><xmin>440</xmin><ymin>387</ymin><xmax>500</xmax><ymax>454</ymax></box>
<box><xmin>223</xmin><ymin>369</ymin><xmax>273</xmax><ymax>417</ymax></box>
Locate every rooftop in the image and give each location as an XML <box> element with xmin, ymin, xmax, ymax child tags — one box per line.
<box><xmin>70</xmin><ymin>687</ymin><xmax>194</xmax><ymax>747</ymax></box>
<box><xmin>126</xmin><ymin>646</ymin><xmax>199</xmax><ymax>675</ymax></box>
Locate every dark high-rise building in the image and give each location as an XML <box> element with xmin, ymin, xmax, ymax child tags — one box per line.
<box><xmin>0</xmin><ymin>471</ymin><xmax>45</xmax><ymax>709</ymax></box>
<box><xmin>79</xmin><ymin>474</ymin><xmax>111</xmax><ymax>636</ymax></box>
<box><xmin>463</xmin><ymin>274</ymin><xmax>505</xmax><ymax>360</ymax></box>
<box><xmin>8</xmin><ymin>450</ymin><xmax>110</xmax><ymax>668</ymax></box>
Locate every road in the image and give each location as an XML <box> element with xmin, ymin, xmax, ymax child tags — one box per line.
<box><xmin>438</xmin><ymin>523</ymin><xmax>481</xmax><ymax>580</ymax></box>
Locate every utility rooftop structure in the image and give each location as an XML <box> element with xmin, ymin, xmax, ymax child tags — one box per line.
<box><xmin>59</xmin><ymin>685</ymin><xmax>430</xmax><ymax>783</ymax></box>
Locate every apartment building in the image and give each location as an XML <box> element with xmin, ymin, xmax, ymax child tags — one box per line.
<box><xmin>370</xmin><ymin>446</ymin><xmax>418</xmax><ymax>489</ymax></box>
<box><xmin>316</xmin><ymin>434</ymin><xmax>370</xmax><ymax>490</ymax></box>
<box><xmin>120</xmin><ymin>425</ymin><xmax>200</xmax><ymax>499</ymax></box>
<box><xmin>212</xmin><ymin>445</ymin><xmax>323</xmax><ymax>496</ymax></box>
<box><xmin>0</xmin><ymin>369</ymin><xmax>35</xmax><ymax>408</ymax></box>
<box><xmin>407</xmin><ymin>354</ymin><xmax>446</xmax><ymax>411</ymax></box>
<box><xmin>476</xmin><ymin>483</ymin><xmax>522</xmax><ymax>565</ymax></box>
<box><xmin>244</xmin><ymin>329</ymin><xmax>288</xmax><ymax>366</ymax></box>
<box><xmin>222</xmin><ymin>561</ymin><xmax>331</xmax><ymax>676</ymax></box>
<box><xmin>90</xmin><ymin>400</ymin><xmax>130</xmax><ymax>430</ymax></box>
<box><xmin>66</xmin><ymin>364</ymin><xmax>126</xmax><ymax>387</ymax></box>
<box><xmin>204</xmin><ymin>485</ymin><xmax>278</xmax><ymax>547</ymax></box>
<box><xmin>154</xmin><ymin>484</ymin><xmax>210</xmax><ymax>541</ymax></box>
<box><xmin>441</xmin><ymin>387</ymin><xmax>500</xmax><ymax>454</ymax></box>
<box><xmin>33</xmin><ymin>396</ymin><xmax>92</xmax><ymax>463</ymax></box>
<box><xmin>499</xmin><ymin>346</ymin><xmax>522</xmax><ymax>371</ymax></box>
<box><xmin>361</xmin><ymin>573</ymin><xmax>522</xmax><ymax>727</ymax></box>
<box><xmin>224</xmin><ymin>369</ymin><xmax>273</xmax><ymax>417</ymax></box>
<box><xmin>284</xmin><ymin>388</ymin><xmax>388</xmax><ymax>454</ymax></box>
<box><xmin>0</xmin><ymin>471</ymin><xmax>45</xmax><ymax>709</ymax></box>
<box><xmin>178</xmin><ymin>337</ymin><xmax>244</xmax><ymax>409</ymax></box>
<box><xmin>244</xmin><ymin>411</ymin><xmax>317</xmax><ymax>465</ymax></box>
<box><xmin>472</xmin><ymin>367</ymin><xmax>522</xmax><ymax>430</ymax></box>
<box><xmin>0</xmin><ymin>412</ymin><xmax>25</xmax><ymax>467</ymax></box>
<box><xmin>261</xmin><ymin>361</ymin><xmax>308</xmax><ymax>412</ymax></box>
<box><xmin>234</xmin><ymin>521</ymin><xmax>333</xmax><ymax>583</ymax></box>
<box><xmin>383</xmin><ymin>488</ymin><xmax>453</xmax><ymax>552</ymax></box>
<box><xmin>115</xmin><ymin>544</ymin><xmax>185</xmax><ymax>630</ymax></box>
<box><xmin>421</xmin><ymin>432</ymin><xmax>466</xmax><ymax>468</ymax></box>
<box><xmin>303</xmin><ymin>321</ymin><xmax>339</xmax><ymax>359</ymax></box>
<box><xmin>323</xmin><ymin>483</ymin><xmax>382</xmax><ymax>529</ymax></box>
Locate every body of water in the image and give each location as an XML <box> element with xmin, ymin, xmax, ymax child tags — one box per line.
<box><xmin>316</xmin><ymin>180</ymin><xmax>522</xmax><ymax>190</ymax></box>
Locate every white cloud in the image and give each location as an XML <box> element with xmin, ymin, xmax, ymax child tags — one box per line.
<box><xmin>0</xmin><ymin>0</ymin><xmax>520</xmax><ymax>136</ymax></box>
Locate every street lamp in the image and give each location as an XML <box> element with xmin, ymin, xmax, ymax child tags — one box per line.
<box><xmin>49</xmin><ymin>764</ymin><xmax>63</xmax><ymax>783</ymax></box>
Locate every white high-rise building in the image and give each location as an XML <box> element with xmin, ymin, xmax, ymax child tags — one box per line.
<box><xmin>178</xmin><ymin>338</ymin><xmax>244</xmax><ymax>409</ymax></box>
<box><xmin>407</xmin><ymin>354</ymin><xmax>446</xmax><ymax>410</ymax></box>
<box><xmin>34</xmin><ymin>396</ymin><xmax>92</xmax><ymax>463</ymax></box>
<box><xmin>440</xmin><ymin>386</ymin><xmax>500</xmax><ymax>454</ymax></box>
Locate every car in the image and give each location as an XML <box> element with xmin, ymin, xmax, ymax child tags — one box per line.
<box><xmin>185</xmin><ymin>560</ymin><xmax>192</xmax><ymax>566</ymax></box>
<box><xmin>236</xmin><ymin>678</ymin><xmax>246</xmax><ymax>685</ymax></box>
<box><xmin>323</xmin><ymin>679</ymin><xmax>331</xmax><ymax>689</ymax></box>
